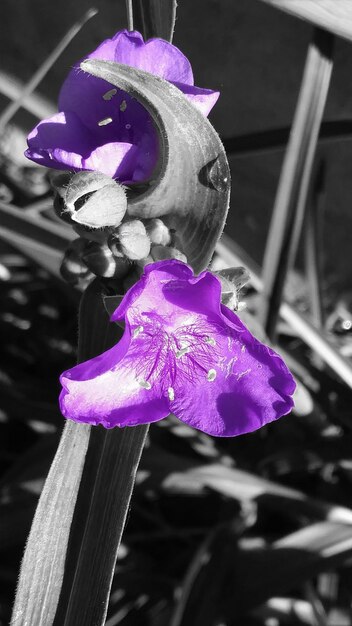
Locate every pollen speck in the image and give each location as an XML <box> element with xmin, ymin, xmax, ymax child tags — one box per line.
<box><xmin>168</xmin><ymin>387</ymin><xmax>175</xmax><ymax>401</ymax></box>
<box><xmin>205</xmin><ymin>336</ymin><xmax>216</xmax><ymax>346</ymax></box>
<box><xmin>120</xmin><ymin>100</ymin><xmax>127</xmax><ymax>112</ymax></box>
<box><xmin>98</xmin><ymin>117</ymin><xmax>113</xmax><ymax>126</ymax></box>
<box><xmin>207</xmin><ymin>369</ymin><xmax>217</xmax><ymax>381</ymax></box>
<box><xmin>138</xmin><ymin>379</ymin><xmax>151</xmax><ymax>390</ymax></box>
<box><xmin>133</xmin><ymin>325</ymin><xmax>144</xmax><ymax>338</ymax></box>
<box><xmin>125</xmin><ymin>123</ymin><xmax>131</xmax><ymax>130</ymax></box>
<box><xmin>103</xmin><ymin>88</ymin><xmax>117</xmax><ymax>101</ymax></box>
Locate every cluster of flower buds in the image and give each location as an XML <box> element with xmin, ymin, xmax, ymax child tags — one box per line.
<box><xmin>52</xmin><ymin>171</ymin><xmax>187</xmax><ymax>287</ymax></box>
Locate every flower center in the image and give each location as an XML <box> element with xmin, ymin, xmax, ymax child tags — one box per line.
<box><xmin>126</xmin><ymin>317</ymin><xmax>221</xmax><ymax>398</ymax></box>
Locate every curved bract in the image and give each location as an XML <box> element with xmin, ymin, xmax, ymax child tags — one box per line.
<box><xmin>81</xmin><ymin>59</ymin><xmax>231</xmax><ymax>272</ymax></box>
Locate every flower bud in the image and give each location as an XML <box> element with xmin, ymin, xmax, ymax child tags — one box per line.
<box><xmin>64</xmin><ymin>171</ymin><xmax>127</xmax><ymax>229</ymax></box>
<box><xmin>50</xmin><ymin>170</ymin><xmax>71</xmax><ymax>197</ymax></box>
<box><xmin>144</xmin><ymin>218</ymin><xmax>171</xmax><ymax>246</ymax></box>
<box><xmin>214</xmin><ymin>267</ymin><xmax>250</xmax><ymax>311</ymax></box>
<box><xmin>60</xmin><ymin>239</ymin><xmax>92</xmax><ymax>285</ymax></box>
<box><xmin>151</xmin><ymin>245</ymin><xmax>187</xmax><ymax>263</ymax></box>
<box><xmin>82</xmin><ymin>241</ymin><xmax>130</xmax><ymax>278</ymax></box>
<box><xmin>136</xmin><ymin>255</ymin><xmax>154</xmax><ymax>269</ymax></box>
<box><xmin>116</xmin><ymin>220</ymin><xmax>151</xmax><ymax>260</ymax></box>
<box><xmin>107</xmin><ymin>232</ymin><xmax>122</xmax><ymax>258</ymax></box>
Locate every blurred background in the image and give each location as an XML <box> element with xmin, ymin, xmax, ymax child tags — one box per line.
<box><xmin>1</xmin><ymin>1</ymin><xmax>352</xmax><ymax>625</ymax></box>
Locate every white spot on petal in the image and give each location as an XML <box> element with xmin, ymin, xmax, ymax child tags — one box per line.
<box><xmin>207</xmin><ymin>369</ymin><xmax>217</xmax><ymax>382</ymax></box>
<box><xmin>205</xmin><ymin>336</ymin><xmax>216</xmax><ymax>346</ymax></box>
<box><xmin>241</xmin><ymin>344</ymin><xmax>246</xmax><ymax>353</ymax></box>
<box><xmin>168</xmin><ymin>387</ymin><xmax>175</xmax><ymax>401</ymax></box>
<box><xmin>98</xmin><ymin>117</ymin><xmax>113</xmax><ymax>126</ymax></box>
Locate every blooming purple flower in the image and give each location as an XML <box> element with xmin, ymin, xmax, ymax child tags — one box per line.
<box><xmin>60</xmin><ymin>260</ymin><xmax>295</xmax><ymax>437</ymax></box>
<box><xmin>25</xmin><ymin>30</ymin><xmax>219</xmax><ymax>183</ymax></box>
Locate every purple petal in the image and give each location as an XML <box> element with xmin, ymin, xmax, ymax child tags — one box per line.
<box><xmin>26</xmin><ymin>110</ymin><xmax>139</xmax><ymax>179</ymax></box>
<box><xmin>59</xmin><ymin>260</ymin><xmax>295</xmax><ymax>436</ymax></box>
<box><xmin>58</xmin><ymin>30</ymin><xmax>193</xmax><ymax>145</ymax></box>
<box><xmin>26</xmin><ymin>30</ymin><xmax>220</xmax><ymax>181</ymax></box>
<box><xmin>110</xmin><ymin>259</ymin><xmax>209</xmax><ymax>323</ymax></box>
<box><xmin>89</xmin><ymin>31</ymin><xmax>194</xmax><ymax>84</ymax></box>
<box><xmin>170</xmin><ymin>307</ymin><xmax>295</xmax><ymax>437</ymax></box>
<box><xmin>60</xmin><ymin>324</ymin><xmax>169</xmax><ymax>427</ymax></box>
<box><xmin>175</xmin><ymin>82</ymin><xmax>220</xmax><ymax>116</ymax></box>
<box><xmin>82</xmin><ymin>141</ymin><xmax>139</xmax><ymax>179</ymax></box>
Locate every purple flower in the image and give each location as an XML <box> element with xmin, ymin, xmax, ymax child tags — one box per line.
<box><xmin>25</xmin><ymin>30</ymin><xmax>219</xmax><ymax>183</ymax></box>
<box><xmin>59</xmin><ymin>260</ymin><xmax>295</xmax><ymax>437</ymax></box>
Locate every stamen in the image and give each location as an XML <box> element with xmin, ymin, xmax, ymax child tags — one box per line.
<box><xmin>176</xmin><ymin>346</ymin><xmax>191</xmax><ymax>358</ymax></box>
<box><xmin>120</xmin><ymin>100</ymin><xmax>127</xmax><ymax>112</ymax></box>
<box><xmin>133</xmin><ymin>325</ymin><xmax>144</xmax><ymax>338</ymax></box>
<box><xmin>168</xmin><ymin>387</ymin><xmax>175</xmax><ymax>401</ymax></box>
<box><xmin>237</xmin><ymin>368</ymin><xmax>251</xmax><ymax>381</ymax></box>
<box><xmin>102</xmin><ymin>88</ymin><xmax>117</xmax><ymax>101</ymax></box>
<box><xmin>207</xmin><ymin>369</ymin><xmax>217</xmax><ymax>382</ymax></box>
<box><xmin>138</xmin><ymin>379</ymin><xmax>151</xmax><ymax>390</ymax></box>
<box><xmin>98</xmin><ymin>117</ymin><xmax>113</xmax><ymax>126</ymax></box>
<box><xmin>205</xmin><ymin>336</ymin><xmax>216</xmax><ymax>346</ymax></box>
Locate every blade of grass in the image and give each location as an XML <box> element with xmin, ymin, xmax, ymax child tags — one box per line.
<box><xmin>0</xmin><ymin>70</ymin><xmax>55</xmax><ymax>120</ymax></box>
<box><xmin>0</xmin><ymin>8</ymin><xmax>97</xmax><ymax>134</ymax></box>
<box><xmin>260</xmin><ymin>28</ymin><xmax>334</xmax><ymax>340</ymax></box>
<box><xmin>257</xmin><ymin>0</ymin><xmax>352</xmax><ymax>44</ymax></box>
<box><xmin>0</xmin><ymin>200</ymin><xmax>73</xmax><ymax>277</ymax></box>
<box><xmin>304</xmin><ymin>161</ymin><xmax>326</xmax><ymax>328</ymax></box>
